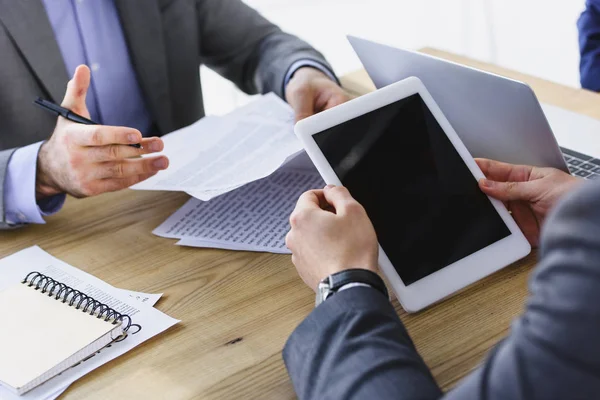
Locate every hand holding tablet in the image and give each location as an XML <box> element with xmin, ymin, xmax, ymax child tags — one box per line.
<box><xmin>293</xmin><ymin>76</ymin><xmax>531</xmax><ymax>312</ymax></box>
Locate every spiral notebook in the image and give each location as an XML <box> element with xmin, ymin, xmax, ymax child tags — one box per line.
<box><xmin>0</xmin><ymin>272</ymin><xmax>132</xmax><ymax>396</ymax></box>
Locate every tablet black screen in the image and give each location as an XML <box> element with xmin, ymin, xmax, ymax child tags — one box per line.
<box><xmin>313</xmin><ymin>93</ymin><xmax>511</xmax><ymax>285</ymax></box>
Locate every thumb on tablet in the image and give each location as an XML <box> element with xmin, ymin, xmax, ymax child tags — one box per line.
<box><xmin>479</xmin><ymin>179</ymin><xmax>536</xmax><ymax>202</ymax></box>
<box><xmin>323</xmin><ymin>185</ymin><xmax>360</xmax><ymax>214</ymax></box>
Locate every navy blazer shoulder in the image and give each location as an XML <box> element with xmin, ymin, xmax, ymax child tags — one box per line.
<box><xmin>578</xmin><ymin>1</ymin><xmax>600</xmax><ymax>90</ymax></box>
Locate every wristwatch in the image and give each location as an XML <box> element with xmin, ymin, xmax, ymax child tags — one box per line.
<box><xmin>315</xmin><ymin>269</ymin><xmax>388</xmax><ymax>307</ymax></box>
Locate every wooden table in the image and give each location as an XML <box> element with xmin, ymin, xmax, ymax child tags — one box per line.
<box><xmin>2</xmin><ymin>48</ymin><xmax>598</xmax><ymax>399</ymax></box>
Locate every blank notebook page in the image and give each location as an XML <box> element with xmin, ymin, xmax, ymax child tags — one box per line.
<box><xmin>0</xmin><ymin>283</ymin><xmax>120</xmax><ymax>393</ymax></box>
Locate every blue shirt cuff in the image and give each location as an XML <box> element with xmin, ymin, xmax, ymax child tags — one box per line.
<box><xmin>283</xmin><ymin>59</ymin><xmax>339</xmax><ymax>94</ymax></box>
<box><xmin>4</xmin><ymin>141</ymin><xmax>66</xmax><ymax>225</ymax></box>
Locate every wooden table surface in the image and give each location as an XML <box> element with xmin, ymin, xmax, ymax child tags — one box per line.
<box><xmin>2</xmin><ymin>48</ymin><xmax>598</xmax><ymax>399</ymax></box>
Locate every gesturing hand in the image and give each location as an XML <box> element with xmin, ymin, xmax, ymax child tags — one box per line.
<box><xmin>285</xmin><ymin>67</ymin><xmax>353</xmax><ymax>122</ymax></box>
<box><xmin>36</xmin><ymin>65</ymin><xmax>168</xmax><ymax>199</ymax></box>
<box><xmin>476</xmin><ymin>158</ymin><xmax>583</xmax><ymax>247</ymax></box>
<box><xmin>286</xmin><ymin>185</ymin><xmax>380</xmax><ymax>291</ymax></box>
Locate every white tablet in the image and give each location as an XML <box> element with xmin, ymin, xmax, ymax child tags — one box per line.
<box><xmin>294</xmin><ymin>76</ymin><xmax>531</xmax><ymax>312</ymax></box>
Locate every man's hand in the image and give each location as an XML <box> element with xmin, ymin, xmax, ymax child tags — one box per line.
<box><xmin>36</xmin><ymin>65</ymin><xmax>168</xmax><ymax>199</ymax></box>
<box><xmin>476</xmin><ymin>158</ymin><xmax>583</xmax><ymax>247</ymax></box>
<box><xmin>285</xmin><ymin>67</ymin><xmax>352</xmax><ymax>122</ymax></box>
<box><xmin>286</xmin><ymin>185</ymin><xmax>380</xmax><ymax>291</ymax></box>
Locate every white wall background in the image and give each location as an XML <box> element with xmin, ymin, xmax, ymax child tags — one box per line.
<box><xmin>201</xmin><ymin>0</ymin><xmax>587</xmax><ymax>115</ymax></box>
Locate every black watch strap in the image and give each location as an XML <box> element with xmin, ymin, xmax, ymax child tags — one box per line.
<box><xmin>328</xmin><ymin>269</ymin><xmax>388</xmax><ymax>299</ymax></box>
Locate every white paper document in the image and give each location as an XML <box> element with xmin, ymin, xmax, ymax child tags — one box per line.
<box><xmin>153</xmin><ymin>168</ymin><xmax>325</xmax><ymax>254</ymax></box>
<box><xmin>119</xmin><ymin>289</ymin><xmax>163</xmax><ymax>307</ymax></box>
<box><xmin>0</xmin><ymin>246</ymin><xmax>179</xmax><ymax>400</ymax></box>
<box><xmin>131</xmin><ymin>93</ymin><xmax>303</xmax><ymax>201</ymax></box>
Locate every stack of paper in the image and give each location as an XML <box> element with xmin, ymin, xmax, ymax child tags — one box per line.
<box><xmin>131</xmin><ymin>93</ymin><xmax>304</xmax><ymax>201</ymax></box>
<box><xmin>154</xmin><ymin>167</ymin><xmax>325</xmax><ymax>254</ymax></box>
<box><xmin>134</xmin><ymin>92</ymin><xmax>330</xmax><ymax>254</ymax></box>
<box><xmin>0</xmin><ymin>246</ymin><xmax>179</xmax><ymax>400</ymax></box>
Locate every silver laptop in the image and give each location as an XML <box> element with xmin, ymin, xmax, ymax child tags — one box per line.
<box><xmin>348</xmin><ymin>35</ymin><xmax>600</xmax><ymax>179</ymax></box>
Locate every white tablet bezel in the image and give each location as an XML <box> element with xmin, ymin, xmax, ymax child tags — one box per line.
<box><xmin>294</xmin><ymin>76</ymin><xmax>531</xmax><ymax>312</ymax></box>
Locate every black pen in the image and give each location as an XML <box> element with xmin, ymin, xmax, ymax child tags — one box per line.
<box><xmin>33</xmin><ymin>98</ymin><xmax>142</xmax><ymax>149</ymax></box>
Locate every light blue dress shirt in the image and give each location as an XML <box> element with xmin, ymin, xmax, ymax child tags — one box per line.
<box><xmin>4</xmin><ymin>0</ymin><xmax>334</xmax><ymax>226</ymax></box>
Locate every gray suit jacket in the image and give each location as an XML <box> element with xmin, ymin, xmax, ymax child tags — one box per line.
<box><xmin>0</xmin><ymin>0</ymin><xmax>332</xmax><ymax>228</ymax></box>
<box><xmin>284</xmin><ymin>181</ymin><xmax>600</xmax><ymax>399</ymax></box>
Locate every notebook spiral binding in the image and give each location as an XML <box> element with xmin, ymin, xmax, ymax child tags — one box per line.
<box><xmin>22</xmin><ymin>271</ymin><xmax>135</xmax><ymax>341</ymax></box>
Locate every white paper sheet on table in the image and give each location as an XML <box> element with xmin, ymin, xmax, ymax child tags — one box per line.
<box><xmin>230</xmin><ymin>91</ymin><xmax>296</xmax><ymax>126</ymax></box>
<box><xmin>119</xmin><ymin>289</ymin><xmax>163</xmax><ymax>307</ymax></box>
<box><xmin>0</xmin><ymin>246</ymin><xmax>179</xmax><ymax>400</ymax></box>
<box><xmin>175</xmin><ymin>238</ymin><xmax>294</xmax><ymax>254</ymax></box>
<box><xmin>186</xmin><ymin>182</ymin><xmax>246</xmax><ymax>202</ymax></box>
<box><xmin>153</xmin><ymin>168</ymin><xmax>325</xmax><ymax>254</ymax></box>
<box><xmin>130</xmin><ymin>93</ymin><xmax>303</xmax><ymax>200</ymax></box>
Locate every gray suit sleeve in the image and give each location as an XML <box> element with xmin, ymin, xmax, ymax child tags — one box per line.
<box><xmin>195</xmin><ymin>0</ymin><xmax>334</xmax><ymax>98</ymax></box>
<box><xmin>0</xmin><ymin>148</ymin><xmax>17</xmax><ymax>230</ymax></box>
<box><xmin>284</xmin><ymin>181</ymin><xmax>600</xmax><ymax>400</ymax></box>
<box><xmin>445</xmin><ymin>180</ymin><xmax>600</xmax><ymax>399</ymax></box>
<box><xmin>283</xmin><ymin>287</ymin><xmax>443</xmax><ymax>400</ymax></box>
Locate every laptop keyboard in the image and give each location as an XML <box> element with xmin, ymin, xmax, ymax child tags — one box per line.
<box><xmin>560</xmin><ymin>147</ymin><xmax>600</xmax><ymax>180</ymax></box>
